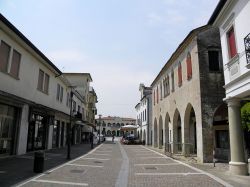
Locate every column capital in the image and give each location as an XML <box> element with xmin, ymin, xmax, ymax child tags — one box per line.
<box><xmin>224</xmin><ymin>97</ymin><xmax>241</xmax><ymax>107</ymax></box>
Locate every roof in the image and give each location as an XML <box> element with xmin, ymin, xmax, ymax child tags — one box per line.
<box><xmin>63</xmin><ymin>73</ymin><xmax>93</xmax><ymax>82</ymax></box>
<box><xmin>0</xmin><ymin>13</ymin><xmax>62</xmax><ymax>75</ymax></box>
<box><xmin>207</xmin><ymin>0</ymin><xmax>227</xmax><ymax>25</ymax></box>
<box><xmin>151</xmin><ymin>25</ymin><xmax>209</xmax><ymax>87</ymax></box>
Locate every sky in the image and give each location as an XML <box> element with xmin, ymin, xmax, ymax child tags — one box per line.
<box><xmin>0</xmin><ymin>0</ymin><xmax>219</xmax><ymax>118</ymax></box>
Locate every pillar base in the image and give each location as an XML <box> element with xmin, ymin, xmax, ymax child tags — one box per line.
<box><xmin>229</xmin><ymin>161</ymin><xmax>248</xmax><ymax>175</ymax></box>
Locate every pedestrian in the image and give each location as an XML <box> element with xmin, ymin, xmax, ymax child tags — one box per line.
<box><xmin>112</xmin><ymin>134</ymin><xmax>115</xmax><ymax>142</ymax></box>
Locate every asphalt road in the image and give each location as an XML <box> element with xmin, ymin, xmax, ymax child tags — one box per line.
<box><xmin>17</xmin><ymin>138</ymin><xmax>232</xmax><ymax>187</ymax></box>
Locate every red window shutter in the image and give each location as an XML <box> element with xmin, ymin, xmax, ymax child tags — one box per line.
<box><xmin>178</xmin><ymin>63</ymin><xmax>182</xmax><ymax>86</ymax></box>
<box><xmin>186</xmin><ymin>53</ymin><xmax>192</xmax><ymax>79</ymax></box>
<box><xmin>228</xmin><ymin>28</ymin><xmax>237</xmax><ymax>58</ymax></box>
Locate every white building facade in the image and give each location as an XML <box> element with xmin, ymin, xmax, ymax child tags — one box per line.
<box><xmin>0</xmin><ymin>14</ymin><xmax>97</xmax><ymax>156</ymax></box>
<box><xmin>135</xmin><ymin>84</ymin><xmax>152</xmax><ymax>145</ymax></box>
<box><xmin>208</xmin><ymin>0</ymin><xmax>250</xmax><ymax>175</ymax></box>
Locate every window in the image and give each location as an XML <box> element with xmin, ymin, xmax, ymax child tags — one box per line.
<box><xmin>72</xmin><ymin>101</ymin><xmax>76</xmax><ymax>112</ymax></box>
<box><xmin>0</xmin><ymin>40</ymin><xmax>21</xmax><ymax>79</ymax></box>
<box><xmin>56</xmin><ymin>84</ymin><xmax>60</xmax><ymax>101</ymax></box>
<box><xmin>153</xmin><ymin>90</ymin><xmax>155</xmax><ymax>105</ymax></box>
<box><xmin>171</xmin><ymin>70</ymin><xmax>175</xmax><ymax>92</ymax></box>
<box><xmin>156</xmin><ymin>86</ymin><xmax>159</xmax><ymax>104</ymax></box>
<box><xmin>208</xmin><ymin>51</ymin><xmax>220</xmax><ymax>71</ymax></box>
<box><xmin>0</xmin><ymin>41</ymin><xmax>10</xmax><ymax>72</ymax></box>
<box><xmin>77</xmin><ymin>105</ymin><xmax>80</xmax><ymax>113</ymax></box>
<box><xmin>227</xmin><ymin>27</ymin><xmax>237</xmax><ymax>59</ymax></box>
<box><xmin>60</xmin><ymin>87</ymin><xmax>63</xmax><ymax>102</ymax></box>
<box><xmin>160</xmin><ymin>82</ymin><xmax>162</xmax><ymax>100</ymax></box>
<box><xmin>9</xmin><ymin>50</ymin><xmax>21</xmax><ymax>78</ymax></box>
<box><xmin>186</xmin><ymin>52</ymin><xmax>192</xmax><ymax>79</ymax></box>
<box><xmin>166</xmin><ymin>75</ymin><xmax>170</xmax><ymax>95</ymax></box>
<box><xmin>37</xmin><ymin>69</ymin><xmax>49</xmax><ymax>94</ymax></box>
<box><xmin>66</xmin><ymin>92</ymin><xmax>70</xmax><ymax>107</ymax></box>
<box><xmin>178</xmin><ymin>62</ymin><xmax>182</xmax><ymax>87</ymax></box>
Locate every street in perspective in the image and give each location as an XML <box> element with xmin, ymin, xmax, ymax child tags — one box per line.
<box><xmin>1</xmin><ymin>0</ymin><xmax>250</xmax><ymax>186</ymax></box>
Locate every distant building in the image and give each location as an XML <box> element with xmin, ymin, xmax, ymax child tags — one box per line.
<box><xmin>135</xmin><ymin>83</ymin><xmax>152</xmax><ymax>145</ymax></box>
<box><xmin>97</xmin><ymin>116</ymin><xmax>136</xmax><ymax>137</ymax></box>
<box><xmin>208</xmin><ymin>0</ymin><xmax>250</xmax><ymax>175</ymax></box>
<box><xmin>151</xmin><ymin>25</ymin><xmax>226</xmax><ymax>163</ymax></box>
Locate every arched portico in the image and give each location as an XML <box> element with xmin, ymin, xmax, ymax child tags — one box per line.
<box><xmin>153</xmin><ymin>118</ymin><xmax>158</xmax><ymax>147</ymax></box>
<box><xmin>165</xmin><ymin>113</ymin><xmax>170</xmax><ymax>152</ymax></box>
<box><xmin>173</xmin><ymin>109</ymin><xmax>182</xmax><ymax>153</ymax></box>
<box><xmin>183</xmin><ymin>103</ymin><xmax>197</xmax><ymax>156</ymax></box>
<box><xmin>158</xmin><ymin>116</ymin><xmax>163</xmax><ymax>149</ymax></box>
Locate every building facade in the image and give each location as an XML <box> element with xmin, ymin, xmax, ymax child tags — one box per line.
<box><xmin>135</xmin><ymin>84</ymin><xmax>152</xmax><ymax>145</ymax></box>
<box><xmin>208</xmin><ymin>0</ymin><xmax>250</xmax><ymax>175</ymax></box>
<box><xmin>97</xmin><ymin>116</ymin><xmax>136</xmax><ymax>137</ymax></box>
<box><xmin>0</xmin><ymin>14</ymin><xmax>97</xmax><ymax>156</ymax></box>
<box><xmin>151</xmin><ymin>25</ymin><xmax>226</xmax><ymax>163</ymax></box>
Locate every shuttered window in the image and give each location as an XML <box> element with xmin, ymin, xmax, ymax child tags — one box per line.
<box><xmin>37</xmin><ymin>69</ymin><xmax>44</xmax><ymax>91</ymax></box>
<box><xmin>44</xmin><ymin>73</ymin><xmax>49</xmax><ymax>94</ymax></box>
<box><xmin>9</xmin><ymin>50</ymin><xmax>21</xmax><ymax>78</ymax></box>
<box><xmin>156</xmin><ymin>86</ymin><xmax>159</xmax><ymax>104</ymax></box>
<box><xmin>171</xmin><ymin>70</ymin><xmax>175</xmax><ymax>92</ymax></box>
<box><xmin>227</xmin><ymin>27</ymin><xmax>237</xmax><ymax>59</ymax></box>
<box><xmin>0</xmin><ymin>41</ymin><xmax>10</xmax><ymax>72</ymax></box>
<box><xmin>178</xmin><ymin>62</ymin><xmax>182</xmax><ymax>87</ymax></box>
<box><xmin>153</xmin><ymin>90</ymin><xmax>155</xmax><ymax>105</ymax></box>
<box><xmin>186</xmin><ymin>52</ymin><xmax>192</xmax><ymax>80</ymax></box>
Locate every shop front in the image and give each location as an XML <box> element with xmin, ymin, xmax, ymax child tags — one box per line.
<box><xmin>0</xmin><ymin>103</ymin><xmax>18</xmax><ymax>156</ymax></box>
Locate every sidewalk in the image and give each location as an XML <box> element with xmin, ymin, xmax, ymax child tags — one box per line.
<box><xmin>0</xmin><ymin>143</ymin><xmax>96</xmax><ymax>187</ymax></box>
<box><xmin>145</xmin><ymin>146</ymin><xmax>250</xmax><ymax>187</ymax></box>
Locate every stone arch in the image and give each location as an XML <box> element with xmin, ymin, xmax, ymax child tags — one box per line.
<box><xmin>165</xmin><ymin>113</ymin><xmax>170</xmax><ymax>152</ymax></box>
<box><xmin>153</xmin><ymin>118</ymin><xmax>158</xmax><ymax>147</ymax></box>
<box><xmin>184</xmin><ymin>103</ymin><xmax>197</xmax><ymax>156</ymax></box>
<box><xmin>173</xmin><ymin>109</ymin><xmax>182</xmax><ymax>153</ymax></box>
<box><xmin>158</xmin><ymin>115</ymin><xmax>163</xmax><ymax>149</ymax></box>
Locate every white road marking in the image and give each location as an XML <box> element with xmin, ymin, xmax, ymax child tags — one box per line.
<box><xmin>138</xmin><ymin>156</ymin><xmax>166</xmax><ymax>159</ymax></box>
<box><xmin>15</xmin><ymin>144</ymin><xmax>103</xmax><ymax>187</ymax></box>
<box><xmin>134</xmin><ymin>163</ymin><xmax>180</xmax><ymax>166</ymax></box>
<box><xmin>80</xmin><ymin>158</ymin><xmax>110</xmax><ymax>160</ymax></box>
<box><xmin>67</xmin><ymin>163</ymin><xmax>103</xmax><ymax>168</ymax></box>
<box><xmin>135</xmin><ymin>172</ymin><xmax>204</xmax><ymax>176</ymax></box>
<box><xmin>141</xmin><ymin>146</ymin><xmax>233</xmax><ymax>187</ymax></box>
<box><xmin>115</xmin><ymin>142</ymin><xmax>129</xmax><ymax>187</ymax></box>
<box><xmin>32</xmin><ymin>179</ymin><xmax>88</xmax><ymax>186</ymax></box>
<box><xmin>91</xmin><ymin>153</ymin><xmax>110</xmax><ymax>156</ymax></box>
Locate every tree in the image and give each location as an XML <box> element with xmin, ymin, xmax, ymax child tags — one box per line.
<box><xmin>241</xmin><ymin>102</ymin><xmax>250</xmax><ymax>131</ymax></box>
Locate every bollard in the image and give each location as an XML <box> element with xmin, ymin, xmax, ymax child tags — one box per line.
<box><xmin>33</xmin><ymin>151</ymin><xmax>45</xmax><ymax>173</ymax></box>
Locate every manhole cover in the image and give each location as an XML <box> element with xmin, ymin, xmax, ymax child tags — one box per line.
<box><xmin>94</xmin><ymin>161</ymin><xmax>103</xmax><ymax>163</ymax></box>
<box><xmin>70</xmin><ymin>169</ymin><xmax>85</xmax><ymax>173</ymax></box>
<box><xmin>145</xmin><ymin>167</ymin><xmax>157</xmax><ymax>170</ymax></box>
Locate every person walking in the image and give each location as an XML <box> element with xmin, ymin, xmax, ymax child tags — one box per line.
<box><xmin>112</xmin><ymin>134</ymin><xmax>115</xmax><ymax>142</ymax></box>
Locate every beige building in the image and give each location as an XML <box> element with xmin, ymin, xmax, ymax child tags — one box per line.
<box><xmin>97</xmin><ymin>116</ymin><xmax>136</xmax><ymax>137</ymax></box>
<box><xmin>151</xmin><ymin>25</ymin><xmax>226</xmax><ymax>163</ymax></box>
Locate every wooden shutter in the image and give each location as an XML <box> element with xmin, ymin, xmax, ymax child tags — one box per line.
<box><xmin>37</xmin><ymin>69</ymin><xmax>44</xmax><ymax>90</ymax></box>
<box><xmin>178</xmin><ymin>63</ymin><xmax>182</xmax><ymax>86</ymax></box>
<box><xmin>186</xmin><ymin>53</ymin><xmax>192</xmax><ymax>79</ymax></box>
<box><xmin>156</xmin><ymin>86</ymin><xmax>159</xmax><ymax>104</ymax></box>
<box><xmin>60</xmin><ymin>86</ymin><xmax>63</xmax><ymax>102</ymax></box>
<box><xmin>0</xmin><ymin>41</ymin><xmax>11</xmax><ymax>72</ymax></box>
<box><xmin>56</xmin><ymin>84</ymin><xmax>60</xmax><ymax>100</ymax></box>
<box><xmin>10</xmin><ymin>50</ymin><xmax>21</xmax><ymax>78</ymax></box>
<box><xmin>44</xmin><ymin>73</ymin><xmax>49</xmax><ymax>94</ymax></box>
<box><xmin>227</xmin><ymin>27</ymin><xmax>237</xmax><ymax>58</ymax></box>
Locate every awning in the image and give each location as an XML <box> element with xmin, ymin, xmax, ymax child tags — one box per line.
<box><xmin>120</xmin><ymin>125</ymin><xmax>139</xmax><ymax>131</ymax></box>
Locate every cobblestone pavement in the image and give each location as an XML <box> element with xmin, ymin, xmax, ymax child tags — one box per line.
<box><xmin>17</xmin><ymin>139</ymin><xmax>233</xmax><ymax>187</ymax></box>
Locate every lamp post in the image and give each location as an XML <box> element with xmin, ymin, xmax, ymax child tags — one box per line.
<box><xmin>98</xmin><ymin>114</ymin><xmax>102</xmax><ymax>144</ymax></box>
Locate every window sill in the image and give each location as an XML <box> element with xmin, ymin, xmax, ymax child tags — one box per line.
<box><xmin>226</xmin><ymin>53</ymin><xmax>239</xmax><ymax>67</ymax></box>
<box><xmin>37</xmin><ymin>88</ymin><xmax>49</xmax><ymax>95</ymax></box>
<box><xmin>0</xmin><ymin>71</ymin><xmax>20</xmax><ymax>80</ymax></box>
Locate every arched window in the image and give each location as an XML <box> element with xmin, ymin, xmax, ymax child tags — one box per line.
<box><xmin>186</xmin><ymin>52</ymin><xmax>192</xmax><ymax>80</ymax></box>
<box><xmin>178</xmin><ymin>62</ymin><xmax>182</xmax><ymax>87</ymax></box>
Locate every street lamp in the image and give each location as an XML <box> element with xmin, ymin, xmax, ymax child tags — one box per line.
<box><xmin>98</xmin><ymin>114</ymin><xmax>102</xmax><ymax>144</ymax></box>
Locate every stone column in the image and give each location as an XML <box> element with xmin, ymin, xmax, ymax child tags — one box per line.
<box><xmin>227</xmin><ymin>98</ymin><xmax>247</xmax><ymax>175</ymax></box>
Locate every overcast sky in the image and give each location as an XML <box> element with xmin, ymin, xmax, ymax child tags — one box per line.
<box><xmin>0</xmin><ymin>0</ymin><xmax>218</xmax><ymax>118</ymax></box>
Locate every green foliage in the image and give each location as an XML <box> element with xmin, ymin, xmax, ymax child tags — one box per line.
<box><xmin>241</xmin><ymin>102</ymin><xmax>250</xmax><ymax>131</ymax></box>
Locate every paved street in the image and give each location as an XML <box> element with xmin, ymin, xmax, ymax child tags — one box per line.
<box><xmin>15</xmin><ymin>138</ymin><xmax>233</xmax><ymax>187</ymax></box>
